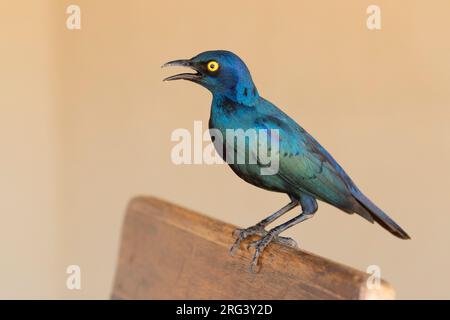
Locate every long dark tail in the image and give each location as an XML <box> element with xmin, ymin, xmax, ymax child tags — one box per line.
<box><xmin>352</xmin><ymin>191</ymin><xmax>410</xmax><ymax>239</ymax></box>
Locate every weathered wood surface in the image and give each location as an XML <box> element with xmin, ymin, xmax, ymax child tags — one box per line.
<box><xmin>111</xmin><ymin>196</ymin><xmax>395</xmax><ymax>300</ymax></box>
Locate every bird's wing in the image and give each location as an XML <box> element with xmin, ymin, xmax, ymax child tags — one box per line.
<box><xmin>254</xmin><ymin>115</ymin><xmax>357</xmax><ymax>211</ymax></box>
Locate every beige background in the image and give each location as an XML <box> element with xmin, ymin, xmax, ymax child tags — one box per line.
<box><xmin>1</xmin><ymin>0</ymin><xmax>449</xmax><ymax>299</ymax></box>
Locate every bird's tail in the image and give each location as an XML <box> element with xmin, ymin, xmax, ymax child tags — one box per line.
<box><xmin>352</xmin><ymin>191</ymin><xmax>410</xmax><ymax>240</ymax></box>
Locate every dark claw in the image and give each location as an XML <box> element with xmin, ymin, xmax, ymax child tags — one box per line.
<box><xmin>232</xmin><ymin>229</ymin><xmax>240</xmax><ymax>238</ymax></box>
<box><xmin>229</xmin><ymin>236</ymin><xmax>242</xmax><ymax>256</ymax></box>
<box><xmin>250</xmin><ymin>252</ymin><xmax>262</xmax><ymax>273</ymax></box>
<box><xmin>274</xmin><ymin>235</ymin><xmax>299</xmax><ymax>248</ymax></box>
<box><xmin>247</xmin><ymin>232</ymin><xmax>276</xmax><ymax>272</ymax></box>
<box><xmin>229</xmin><ymin>225</ymin><xmax>266</xmax><ymax>256</ymax></box>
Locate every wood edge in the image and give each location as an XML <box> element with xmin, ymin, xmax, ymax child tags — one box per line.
<box><xmin>116</xmin><ymin>195</ymin><xmax>396</xmax><ymax>300</ymax></box>
<box><xmin>358</xmin><ymin>280</ymin><xmax>396</xmax><ymax>300</ymax></box>
<box><xmin>110</xmin><ymin>198</ymin><xmax>143</xmax><ymax>300</ymax></box>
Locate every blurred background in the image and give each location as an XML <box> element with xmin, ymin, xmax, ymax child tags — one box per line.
<box><xmin>1</xmin><ymin>0</ymin><xmax>449</xmax><ymax>299</ymax></box>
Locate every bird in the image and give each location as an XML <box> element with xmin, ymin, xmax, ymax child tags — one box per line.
<box><xmin>163</xmin><ymin>50</ymin><xmax>410</xmax><ymax>272</ymax></box>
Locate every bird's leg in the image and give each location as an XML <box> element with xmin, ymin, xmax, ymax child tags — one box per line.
<box><xmin>230</xmin><ymin>199</ymin><xmax>299</xmax><ymax>255</ymax></box>
<box><xmin>247</xmin><ymin>195</ymin><xmax>318</xmax><ymax>273</ymax></box>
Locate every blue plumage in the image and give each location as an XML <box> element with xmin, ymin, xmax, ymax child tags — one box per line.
<box><xmin>164</xmin><ymin>50</ymin><xmax>409</xmax><ymax>272</ymax></box>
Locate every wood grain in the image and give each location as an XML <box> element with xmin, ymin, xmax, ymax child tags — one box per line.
<box><xmin>111</xmin><ymin>196</ymin><xmax>395</xmax><ymax>300</ymax></box>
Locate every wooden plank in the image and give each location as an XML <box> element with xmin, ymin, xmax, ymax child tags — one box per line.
<box><xmin>111</xmin><ymin>196</ymin><xmax>395</xmax><ymax>300</ymax></box>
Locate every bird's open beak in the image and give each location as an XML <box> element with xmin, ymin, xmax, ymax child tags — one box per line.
<box><xmin>162</xmin><ymin>59</ymin><xmax>203</xmax><ymax>82</ymax></box>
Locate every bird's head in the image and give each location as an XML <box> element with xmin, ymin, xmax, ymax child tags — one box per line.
<box><xmin>163</xmin><ymin>50</ymin><xmax>259</xmax><ymax>105</ymax></box>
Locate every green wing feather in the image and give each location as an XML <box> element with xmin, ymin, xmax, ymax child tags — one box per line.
<box><xmin>256</xmin><ymin>115</ymin><xmax>358</xmax><ymax>212</ymax></box>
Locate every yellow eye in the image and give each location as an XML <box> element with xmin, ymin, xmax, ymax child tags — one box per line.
<box><xmin>207</xmin><ymin>61</ymin><xmax>220</xmax><ymax>72</ymax></box>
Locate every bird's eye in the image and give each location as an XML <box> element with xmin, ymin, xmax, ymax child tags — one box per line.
<box><xmin>207</xmin><ymin>61</ymin><xmax>220</xmax><ymax>72</ymax></box>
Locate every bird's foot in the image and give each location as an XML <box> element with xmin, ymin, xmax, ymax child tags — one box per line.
<box><xmin>231</xmin><ymin>226</ymin><xmax>298</xmax><ymax>254</ymax></box>
<box><xmin>246</xmin><ymin>231</ymin><xmax>277</xmax><ymax>273</ymax></box>
<box><xmin>229</xmin><ymin>224</ymin><xmax>267</xmax><ymax>256</ymax></box>
<box><xmin>247</xmin><ymin>232</ymin><xmax>298</xmax><ymax>273</ymax></box>
<box><xmin>230</xmin><ymin>224</ymin><xmax>299</xmax><ymax>272</ymax></box>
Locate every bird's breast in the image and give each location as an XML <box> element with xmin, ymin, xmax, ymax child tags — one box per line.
<box><xmin>208</xmin><ymin>109</ymin><xmax>293</xmax><ymax>195</ymax></box>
